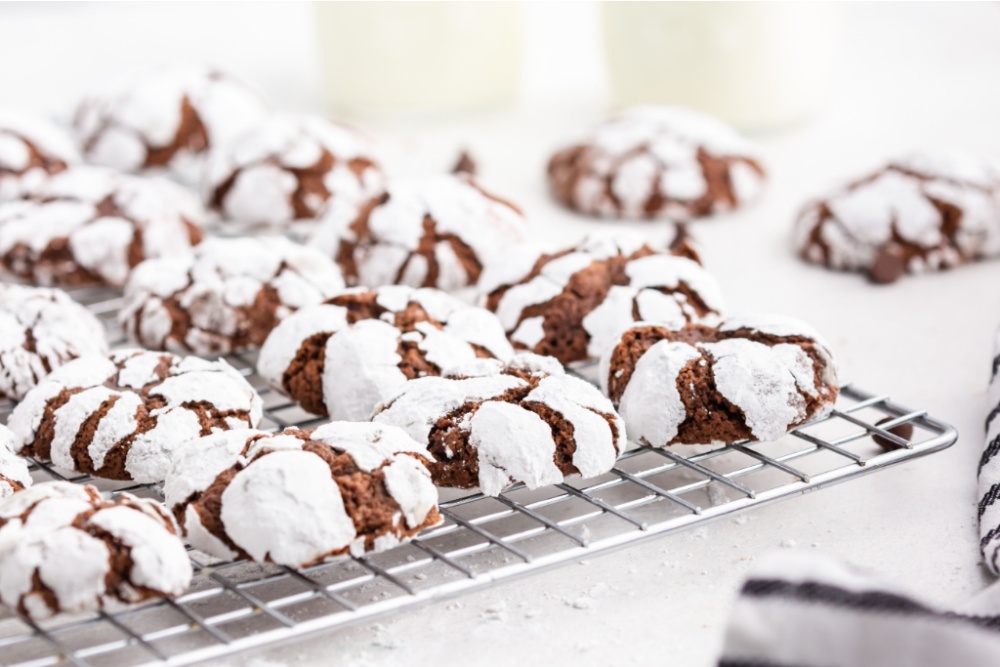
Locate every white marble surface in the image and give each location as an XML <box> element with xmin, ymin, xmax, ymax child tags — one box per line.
<box><xmin>2</xmin><ymin>3</ymin><xmax>999</xmax><ymax>665</ymax></box>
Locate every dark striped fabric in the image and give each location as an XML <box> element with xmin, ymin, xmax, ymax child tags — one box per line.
<box><xmin>717</xmin><ymin>553</ymin><xmax>1000</xmax><ymax>667</ymax></box>
<box><xmin>981</xmin><ymin>348</ymin><xmax>1000</xmax><ymax>573</ymax></box>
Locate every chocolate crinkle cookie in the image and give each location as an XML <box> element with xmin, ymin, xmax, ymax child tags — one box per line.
<box><xmin>480</xmin><ymin>231</ymin><xmax>724</xmax><ymax>365</ymax></box>
<box><xmin>9</xmin><ymin>349</ymin><xmax>263</xmax><ymax>483</ymax></box>
<box><xmin>0</xmin><ymin>165</ymin><xmax>205</xmax><ymax>287</ymax></box>
<box><xmin>164</xmin><ymin>423</ymin><xmax>441</xmax><ymax>566</ymax></box>
<box><xmin>601</xmin><ymin>315</ymin><xmax>838</xmax><ymax>447</ymax></box>
<box><xmin>795</xmin><ymin>152</ymin><xmax>1000</xmax><ymax>284</ymax></box>
<box><xmin>0</xmin><ymin>109</ymin><xmax>79</xmax><ymax>200</ymax></box>
<box><xmin>0</xmin><ymin>482</ymin><xmax>191</xmax><ymax>620</ymax></box>
<box><xmin>203</xmin><ymin>114</ymin><xmax>383</xmax><ymax>230</ymax></box>
<box><xmin>373</xmin><ymin>354</ymin><xmax>626</xmax><ymax>496</ymax></box>
<box><xmin>74</xmin><ymin>66</ymin><xmax>268</xmax><ymax>185</ymax></box>
<box><xmin>547</xmin><ymin>106</ymin><xmax>765</xmax><ymax>221</ymax></box>
<box><xmin>0</xmin><ymin>284</ymin><xmax>109</xmax><ymax>400</ymax></box>
<box><xmin>258</xmin><ymin>285</ymin><xmax>515</xmax><ymax>421</ymax></box>
<box><xmin>120</xmin><ymin>236</ymin><xmax>346</xmax><ymax>356</ymax></box>
<box><xmin>0</xmin><ymin>424</ymin><xmax>31</xmax><ymax>500</ymax></box>
<box><xmin>309</xmin><ymin>172</ymin><xmax>528</xmax><ymax>291</ymax></box>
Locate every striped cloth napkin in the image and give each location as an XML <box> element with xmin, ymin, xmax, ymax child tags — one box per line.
<box><xmin>715</xmin><ymin>329</ymin><xmax>1000</xmax><ymax>666</ymax></box>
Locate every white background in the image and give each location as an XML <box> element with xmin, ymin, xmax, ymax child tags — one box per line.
<box><xmin>2</xmin><ymin>2</ymin><xmax>1000</xmax><ymax>665</ymax></box>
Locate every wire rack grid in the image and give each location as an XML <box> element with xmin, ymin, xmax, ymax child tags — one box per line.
<box><xmin>0</xmin><ymin>286</ymin><xmax>958</xmax><ymax>667</ymax></box>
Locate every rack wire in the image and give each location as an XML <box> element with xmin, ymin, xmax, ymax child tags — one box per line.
<box><xmin>0</xmin><ymin>286</ymin><xmax>958</xmax><ymax>667</ymax></box>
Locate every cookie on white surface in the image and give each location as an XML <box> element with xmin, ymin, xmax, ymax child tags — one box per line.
<box><xmin>310</xmin><ymin>172</ymin><xmax>527</xmax><ymax>291</ymax></box>
<box><xmin>0</xmin><ymin>165</ymin><xmax>205</xmax><ymax>287</ymax></box>
<box><xmin>372</xmin><ymin>354</ymin><xmax>625</xmax><ymax>496</ymax></box>
<box><xmin>164</xmin><ymin>423</ymin><xmax>442</xmax><ymax>566</ymax></box>
<box><xmin>258</xmin><ymin>285</ymin><xmax>515</xmax><ymax>421</ymax></box>
<box><xmin>120</xmin><ymin>236</ymin><xmax>346</xmax><ymax>356</ymax></box>
<box><xmin>601</xmin><ymin>315</ymin><xmax>839</xmax><ymax>447</ymax></box>
<box><xmin>74</xmin><ymin>66</ymin><xmax>268</xmax><ymax>185</ymax></box>
<box><xmin>0</xmin><ymin>284</ymin><xmax>109</xmax><ymax>400</ymax></box>
<box><xmin>480</xmin><ymin>231</ymin><xmax>724</xmax><ymax>365</ymax></box>
<box><xmin>0</xmin><ymin>424</ymin><xmax>31</xmax><ymax>500</ymax></box>
<box><xmin>9</xmin><ymin>349</ymin><xmax>263</xmax><ymax>483</ymax></box>
<box><xmin>547</xmin><ymin>106</ymin><xmax>765</xmax><ymax>221</ymax></box>
<box><xmin>0</xmin><ymin>109</ymin><xmax>79</xmax><ymax>200</ymax></box>
<box><xmin>0</xmin><ymin>482</ymin><xmax>191</xmax><ymax>620</ymax></box>
<box><xmin>204</xmin><ymin>114</ymin><xmax>383</xmax><ymax>229</ymax></box>
<box><xmin>795</xmin><ymin>152</ymin><xmax>1000</xmax><ymax>284</ymax></box>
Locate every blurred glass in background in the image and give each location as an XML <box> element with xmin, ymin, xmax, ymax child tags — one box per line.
<box><xmin>603</xmin><ymin>2</ymin><xmax>841</xmax><ymax>130</ymax></box>
<box><xmin>316</xmin><ymin>2</ymin><xmax>523</xmax><ymax>118</ymax></box>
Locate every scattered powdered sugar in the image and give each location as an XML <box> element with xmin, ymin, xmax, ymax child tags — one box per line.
<box><xmin>0</xmin><ymin>284</ymin><xmax>109</xmax><ymax>400</ymax></box>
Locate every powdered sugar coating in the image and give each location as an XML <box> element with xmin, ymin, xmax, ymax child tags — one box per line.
<box><xmin>204</xmin><ymin>114</ymin><xmax>383</xmax><ymax>229</ymax></box>
<box><xmin>0</xmin><ymin>165</ymin><xmax>205</xmax><ymax>287</ymax></box>
<box><xmin>164</xmin><ymin>424</ymin><xmax>441</xmax><ymax>567</ymax></box>
<box><xmin>0</xmin><ymin>109</ymin><xmax>79</xmax><ymax>200</ymax></box>
<box><xmin>602</xmin><ymin>316</ymin><xmax>838</xmax><ymax>447</ymax></box>
<box><xmin>795</xmin><ymin>152</ymin><xmax>1000</xmax><ymax>282</ymax></box>
<box><xmin>372</xmin><ymin>353</ymin><xmax>625</xmax><ymax>496</ymax></box>
<box><xmin>548</xmin><ymin>106</ymin><xmax>765</xmax><ymax>220</ymax></box>
<box><xmin>0</xmin><ymin>284</ymin><xmax>109</xmax><ymax>400</ymax></box>
<box><xmin>310</xmin><ymin>173</ymin><xmax>527</xmax><ymax>291</ymax></box>
<box><xmin>482</xmin><ymin>233</ymin><xmax>724</xmax><ymax>365</ymax></box>
<box><xmin>120</xmin><ymin>236</ymin><xmax>346</xmax><ymax>356</ymax></box>
<box><xmin>0</xmin><ymin>482</ymin><xmax>190</xmax><ymax>620</ymax></box>
<box><xmin>0</xmin><ymin>424</ymin><xmax>31</xmax><ymax>500</ymax></box>
<box><xmin>74</xmin><ymin>66</ymin><xmax>269</xmax><ymax>185</ymax></box>
<box><xmin>258</xmin><ymin>285</ymin><xmax>515</xmax><ymax>421</ymax></box>
<box><xmin>9</xmin><ymin>349</ymin><xmax>263</xmax><ymax>483</ymax></box>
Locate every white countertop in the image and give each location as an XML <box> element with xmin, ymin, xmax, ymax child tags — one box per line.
<box><xmin>2</xmin><ymin>3</ymin><xmax>999</xmax><ymax>665</ymax></box>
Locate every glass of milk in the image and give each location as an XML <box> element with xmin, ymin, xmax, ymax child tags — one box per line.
<box><xmin>603</xmin><ymin>2</ymin><xmax>841</xmax><ymax>130</ymax></box>
<box><xmin>316</xmin><ymin>2</ymin><xmax>523</xmax><ymax>119</ymax></box>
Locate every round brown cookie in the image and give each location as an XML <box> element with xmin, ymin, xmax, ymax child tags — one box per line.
<box><xmin>0</xmin><ymin>109</ymin><xmax>79</xmax><ymax>200</ymax></box>
<box><xmin>74</xmin><ymin>66</ymin><xmax>268</xmax><ymax>185</ymax></box>
<box><xmin>0</xmin><ymin>165</ymin><xmax>205</xmax><ymax>287</ymax></box>
<box><xmin>8</xmin><ymin>348</ymin><xmax>263</xmax><ymax>483</ymax></box>
<box><xmin>309</xmin><ymin>172</ymin><xmax>527</xmax><ymax>291</ymax></box>
<box><xmin>795</xmin><ymin>152</ymin><xmax>1000</xmax><ymax>284</ymax></box>
<box><xmin>372</xmin><ymin>354</ymin><xmax>626</xmax><ymax>496</ymax></box>
<box><xmin>480</xmin><ymin>231</ymin><xmax>724</xmax><ymax>365</ymax></box>
<box><xmin>0</xmin><ymin>482</ymin><xmax>191</xmax><ymax>620</ymax></box>
<box><xmin>203</xmin><ymin>114</ymin><xmax>383</xmax><ymax>230</ymax></box>
<box><xmin>547</xmin><ymin>106</ymin><xmax>765</xmax><ymax>221</ymax></box>
<box><xmin>601</xmin><ymin>315</ymin><xmax>838</xmax><ymax>447</ymax></box>
<box><xmin>0</xmin><ymin>424</ymin><xmax>31</xmax><ymax>500</ymax></box>
<box><xmin>0</xmin><ymin>283</ymin><xmax>109</xmax><ymax>400</ymax></box>
<box><xmin>120</xmin><ymin>236</ymin><xmax>346</xmax><ymax>356</ymax></box>
<box><xmin>164</xmin><ymin>423</ymin><xmax>441</xmax><ymax>566</ymax></box>
<box><xmin>258</xmin><ymin>285</ymin><xmax>515</xmax><ymax>420</ymax></box>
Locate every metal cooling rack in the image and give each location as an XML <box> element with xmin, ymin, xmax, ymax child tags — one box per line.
<box><xmin>0</xmin><ymin>286</ymin><xmax>958</xmax><ymax>667</ymax></box>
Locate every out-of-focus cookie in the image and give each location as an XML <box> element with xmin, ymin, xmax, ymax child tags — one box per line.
<box><xmin>548</xmin><ymin>106</ymin><xmax>765</xmax><ymax>221</ymax></box>
<box><xmin>164</xmin><ymin>423</ymin><xmax>441</xmax><ymax>566</ymax></box>
<box><xmin>74</xmin><ymin>66</ymin><xmax>269</xmax><ymax>185</ymax></box>
<box><xmin>258</xmin><ymin>285</ymin><xmax>514</xmax><ymax>420</ymax></box>
<box><xmin>795</xmin><ymin>153</ymin><xmax>1000</xmax><ymax>284</ymax></box>
<box><xmin>120</xmin><ymin>236</ymin><xmax>346</xmax><ymax>356</ymax></box>
<box><xmin>601</xmin><ymin>315</ymin><xmax>838</xmax><ymax>447</ymax></box>
<box><xmin>0</xmin><ymin>165</ymin><xmax>205</xmax><ymax>287</ymax></box>
<box><xmin>0</xmin><ymin>424</ymin><xmax>31</xmax><ymax>500</ymax></box>
<box><xmin>480</xmin><ymin>231</ymin><xmax>724</xmax><ymax>365</ymax></box>
<box><xmin>9</xmin><ymin>349</ymin><xmax>263</xmax><ymax>483</ymax></box>
<box><xmin>309</xmin><ymin>173</ymin><xmax>527</xmax><ymax>292</ymax></box>
<box><xmin>373</xmin><ymin>354</ymin><xmax>626</xmax><ymax>496</ymax></box>
<box><xmin>0</xmin><ymin>284</ymin><xmax>109</xmax><ymax>400</ymax></box>
<box><xmin>0</xmin><ymin>482</ymin><xmax>191</xmax><ymax>620</ymax></box>
<box><xmin>203</xmin><ymin>114</ymin><xmax>383</xmax><ymax>229</ymax></box>
<box><xmin>0</xmin><ymin>109</ymin><xmax>79</xmax><ymax>200</ymax></box>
